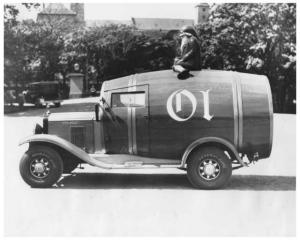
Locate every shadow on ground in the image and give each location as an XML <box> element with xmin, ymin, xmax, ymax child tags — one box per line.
<box><xmin>56</xmin><ymin>173</ymin><xmax>296</xmax><ymax>191</ymax></box>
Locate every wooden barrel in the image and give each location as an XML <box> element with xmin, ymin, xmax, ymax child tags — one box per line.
<box><xmin>103</xmin><ymin>69</ymin><xmax>273</xmax><ymax>160</ymax></box>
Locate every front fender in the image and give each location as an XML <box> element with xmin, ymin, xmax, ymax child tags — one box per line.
<box><xmin>180</xmin><ymin>137</ymin><xmax>246</xmax><ymax>168</ymax></box>
<box><xmin>19</xmin><ymin>134</ymin><xmax>112</xmax><ymax>169</ymax></box>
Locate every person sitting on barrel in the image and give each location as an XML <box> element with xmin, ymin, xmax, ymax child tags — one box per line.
<box><xmin>173</xmin><ymin>25</ymin><xmax>201</xmax><ymax>80</ymax></box>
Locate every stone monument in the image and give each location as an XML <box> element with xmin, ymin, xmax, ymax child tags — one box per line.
<box><xmin>67</xmin><ymin>63</ymin><xmax>84</xmax><ymax>98</ymax></box>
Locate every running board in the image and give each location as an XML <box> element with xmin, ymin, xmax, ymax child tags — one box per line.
<box><xmin>88</xmin><ymin>153</ymin><xmax>181</xmax><ymax>169</ymax></box>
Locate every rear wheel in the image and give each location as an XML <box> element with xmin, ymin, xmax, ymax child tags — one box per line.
<box><xmin>187</xmin><ymin>147</ymin><xmax>232</xmax><ymax>189</ymax></box>
<box><xmin>54</xmin><ymin>102</ymin><xmax>61</xmax><ymax>107</ymax></box>
<box><xmin>18</xmin><ymin>99</ymin><xmax>24</xmax><ymax>107</ymax></box>
<box><xmin>35</xmin><ymin>98</ymin><xmax>43</xmax><ymax>108</ymax></box>
<box><xmin>19</xmin><ymin>145</ymin><xmax>63</xmax><ymax>188</ymax></box>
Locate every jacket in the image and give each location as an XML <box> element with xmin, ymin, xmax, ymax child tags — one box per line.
<box><xmin>179</xmin><ymin>36</ymin><xmax>201</xmax><ymax>70</ymax></box>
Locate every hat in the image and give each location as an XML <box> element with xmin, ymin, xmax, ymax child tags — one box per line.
<box><xmin>180</xmin><ymin>25</ymin><xmax>198</xmax><ymax>38</ymax></box>
<box><xmin>179</xmin><ymin>32</ymin><xmax>193</xmax><ymax>38</ymax></box>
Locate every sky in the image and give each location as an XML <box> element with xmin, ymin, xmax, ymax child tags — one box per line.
<box><xmin>16</xmin><ymin>2</ymin><xmax>201</xmax><ymax>21</ymax></box>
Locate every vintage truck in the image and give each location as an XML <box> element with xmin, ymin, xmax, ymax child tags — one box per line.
<box><xmin>19</xmin><ymin>70</ymin><xmax>273</xmax><ymax>189</ymax></box>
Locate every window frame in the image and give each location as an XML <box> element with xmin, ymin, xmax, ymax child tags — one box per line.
<box><xmin>111</xmin><ymin>91</ymin><xmax>146</xmax><ymax>108</ymax></box>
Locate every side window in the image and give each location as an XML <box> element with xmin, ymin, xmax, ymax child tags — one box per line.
<box><xmin>111</xmin><ymin>92</ymin><xmax>145</xmax><ymax>108</ymax></box>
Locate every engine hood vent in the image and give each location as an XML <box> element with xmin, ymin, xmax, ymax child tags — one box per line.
<box><xmin>71</xmin><ymin>126</ymin><xmax>86</xmax><ymax>149</ymax></box>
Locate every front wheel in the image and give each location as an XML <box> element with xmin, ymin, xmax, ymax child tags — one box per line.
<box><xmin>19</xmin><ymin>145</ymin><xmax>63</xmax><ymax>188</ymax></box>
<box><xmin>187</xmin><ymin>147</ymin><xmax>232</xmax><ymax>189</ymax></box>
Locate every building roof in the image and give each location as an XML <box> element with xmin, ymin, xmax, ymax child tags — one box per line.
<box><xmin>39</xmin><ymin>3</ymin><xmax>76</xmax><ymax>15</ymax></box>
<box><xmin>86</xmin><ymin>19</ymin><xmax>131</xmax><ymax>28</ymax></box>
<box><xmin>131</xmin><ymin>17</ymin><xmax>194</xmax><ymax>30</ymax></box>
<box><xmin>195</xmin><ymin>3</ymin><xmax>210</xmax><ymax>8</ymax></box>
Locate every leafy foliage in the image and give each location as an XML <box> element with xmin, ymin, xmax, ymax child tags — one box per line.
<box><xmin>4</xmin><ymin>3</ymin><xmax>296</xmax><ymax>112</ymax></box>
<box><xmin>4</xmin><ymin>20</ymin><xmax>65</xmax><ymax>87</ymax></box>
<box><xmin>196</xmin><ymin>3</ymin><xmax>296</xmax><ymax>112</ymax></box>
<box><xmin>61</xmin><ymin>25</ymin><xmax>176</xmax><ymax>81</ymax></box>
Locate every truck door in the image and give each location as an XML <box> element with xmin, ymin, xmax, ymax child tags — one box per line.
<box><xmin>105</xmin><ymin>85</ymin><xmax>149</xmax><ymax>156</ymax></box>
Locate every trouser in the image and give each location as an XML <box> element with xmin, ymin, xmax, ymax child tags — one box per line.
<box><xmin>172</xmin><ymin>59</ymin><xmax>194</xmax><ymax>79</ymax></box>
<box><xmin>174</xmin><ymin>57</ymin><xmax>195</xmax><ymax>68</ymax></box>
<box><xmin>172</xmin><ymin>65</ymin><xmax>190</xmax><ymax>80</ymax></box>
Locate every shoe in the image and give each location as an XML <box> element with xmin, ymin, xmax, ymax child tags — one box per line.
<box><xmin>177</xmin><ymin>70</ymin><xmax>190</xmax><ymax>80</ymax></box>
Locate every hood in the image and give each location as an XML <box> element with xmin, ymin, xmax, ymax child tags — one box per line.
<box><xmin>48</xmin><ymin>112</ymin><xmax>95</xmax><ymax>121</ymax></box>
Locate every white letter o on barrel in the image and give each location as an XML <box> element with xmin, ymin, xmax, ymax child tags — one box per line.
<box><xmin>166</xmin><ymin>89</ymin><xmax>197</xmax><ymax>122</ymax></box>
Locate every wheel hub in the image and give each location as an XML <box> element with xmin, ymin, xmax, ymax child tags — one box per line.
<box><xmin>199</xmin><ymin>159</ymin><xmax>220</xmax><ymax>180</ymax></box>
<box><xmin>204</xmin><ymin>164</ymin><xmax>216</xmax><ymax>175</ymax></box>
<box><xmin>30</xmin><ymin>158</ymin><xmax>50</xmax><ymax>178</ymax></box>
<box><xmin>34</xmin><ymin>163</ymin><xmax>45</xmax><ymax>173</ymax></box>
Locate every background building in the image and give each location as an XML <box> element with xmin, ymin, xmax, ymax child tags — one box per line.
<box><xmin>195</xmin><ymin>3</ymin><xmax>210</xmax><ymax>24</ymax></box>
<box><xmin>37</xmin><ymin>3</ymin><xmax>84</xmax><ymax>27</ymax></box>
<box><xmin>38</xmin><ymin>3</ymin><xmax>210</xmax><ymax>30</ymax></box>
<box><xmin>131</xmin><ymin>18</ymin><xmax>194</xmax><ymax>31</ymax></box>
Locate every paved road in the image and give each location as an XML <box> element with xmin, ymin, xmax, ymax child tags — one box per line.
<box><xmin>4</xmin><ymin>99</ymin><xmax>296</xmax><ymax>236</ymax></box>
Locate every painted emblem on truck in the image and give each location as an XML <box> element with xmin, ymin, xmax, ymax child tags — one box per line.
<box><xmin>166</xmin><ymin>89</ymin><xmax>214</xmax><ymax>121</ymax></box>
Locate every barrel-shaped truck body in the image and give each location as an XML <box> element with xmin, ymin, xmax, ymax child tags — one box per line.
<box><xmin>102</xmin><ymin>69</ymin><xmax>273</xmax><ymax>161</ymax></box>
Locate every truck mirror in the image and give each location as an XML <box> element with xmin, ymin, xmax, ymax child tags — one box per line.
<box><xmin>99</xmin><ymin>96</ymin><xmax>105</xmax><ymax>104</ymax></box>
<box><xmin>99</xmin><ymin>97</ymin><xmax>109</xmax><ymax>111</ymax></box>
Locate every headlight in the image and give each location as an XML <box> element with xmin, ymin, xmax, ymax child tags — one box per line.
<box><xmin>43</xmin><ymin>116</ymin><xmax>48</xmax><ymax>134</ymax></box>
<box><xmin>34</xmin><ymin>123</ymin><xmax>43</xmax><ymax>134</ymax></box>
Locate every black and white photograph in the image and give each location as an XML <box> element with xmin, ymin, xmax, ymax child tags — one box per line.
<box><xmin>2</xmin><ymin>0</ymin><xmax>297</xmax><ymax>237</ymax></box>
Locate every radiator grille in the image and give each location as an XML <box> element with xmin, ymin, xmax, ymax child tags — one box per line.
<box><xmin>71</xmin><ymin>126</ymin><xmax>85</xmax><ymax>149</ymax></box>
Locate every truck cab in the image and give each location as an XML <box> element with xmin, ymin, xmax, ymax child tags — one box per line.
<box><xmin>19</xmin><ymin>70</ymin><xmax>273</xmax><ymax>189</ymax></box>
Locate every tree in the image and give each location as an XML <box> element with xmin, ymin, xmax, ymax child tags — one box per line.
<box><xmin>4</xmin><ymin>3</ymin><xmax>295</xmax><ymax>113</ymax></box>
<box><xmin>196</xmin><ymin>3</ymin><xmax>296</xmax><ymax>113</ymax></box>
<box><xmin>4</xmin><ymin>20</ymin><xmax>65</xmax><ymax>86</ymax></box>
<box><xmin>4</xmin><ymin>3</ymin><xmax>70</xmax><ymax>93</ymax></box>
<box><xmin>61</xmin><ymin>24</ymin><xmax>176</xmax><ymax>83</ymax></box>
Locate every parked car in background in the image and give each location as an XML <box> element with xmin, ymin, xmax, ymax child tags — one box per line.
<box><xmin>4</xmin><ymin>84</ymin><xmax>25</xmax><ymax>107</ymax></box>
<box><xmin>23</xmin><ymin>81</ymin><xmax>62</xmax><ymax>108</ymax></box>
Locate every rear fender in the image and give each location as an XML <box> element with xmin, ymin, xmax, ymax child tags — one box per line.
<box><xmin>181</xmin><ymin>137</ymin><xmax>246</xmax><ymax>168</ymax></box>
